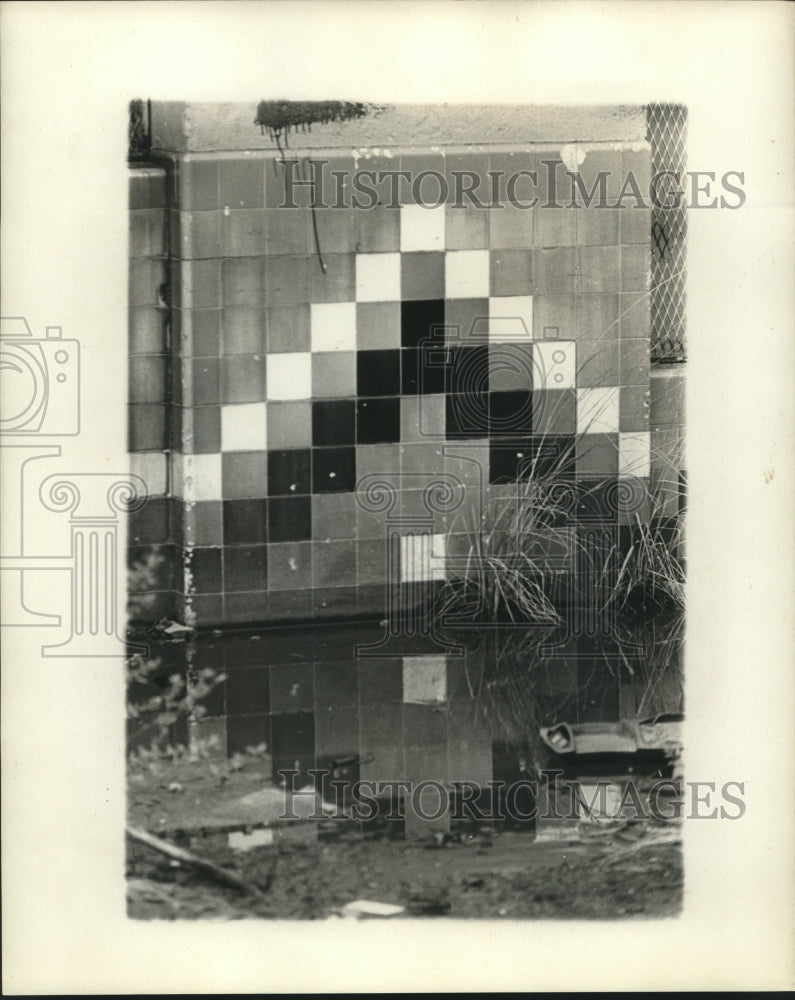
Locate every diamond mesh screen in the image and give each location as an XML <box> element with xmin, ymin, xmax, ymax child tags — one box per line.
<box><xmin>647</xmin><ymin>104</ymin><xmax>687</xmax><ymax>363</ymax></box>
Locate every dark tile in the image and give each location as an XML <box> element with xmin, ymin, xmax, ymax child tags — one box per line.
<box><xmin>270</xmin><ymin>711</ymin><xmax>315</xmax><ymax>758</ymax></box>
<box><xmin>313</xmin><ymin>540</ymin><xmax>357</xmax><ymax>587</ymax></box>
<box><xmin>489</xmin><ymin>390</ymin><xmax>534</xmax><ymax>437</ymax></box>
<box><xmin>359</xmin><ymin>703</ymin><xmax>404</xmax><ymax>750</ymax></box>
<box><xmin>574</xmin><ymin>478</ymin><xmax>619</xmax><ymax>524</ymax></box>
<box><xmin>267</xmin><ymin>401</ymin><xmax>312</xmax><ymax>450</ymax></box>
<box><xmin>225</xmin><ymin>666</ymin><xmax>270</xmax><ymax>716</ymax></box>
<box><xmin>223</xmin><ymin>498</ymin><xmax>268</xmax><ymax>545</ymax></box>
<box><xmin>129</xmin><ymin>308</ymin><xmax>166</xmax><ymax>355</ymax></box>
<box><xmin>189</xmin><ymin>547</ymin><xmax>223</xmax><ymax>594</ymax></box>
<box><xmin>222</xmin><ymin>258</ymin><xmax>264</xmax><ymax>307</ymax></box>
<box><xmin>267</xmin><ymin>543</ymin><xmax>313</xmax><ymax>591</ymax></box>
<box><xmin>576</xmin><ymin>433</ymin><xmax>619</xmax><ymax>477</ymax></box>
<box><xmin>402</xmin><ymin>345</ymin><xmax>446</xmax><ymax>395</ymax></box>
<box><xmin>312</xmin><ymin>399</ymin><xmax>355</xmax><ymax>447</ymax></box>
<box><xmin>189</xmin><ymin>310</ymin><xmax>221</xmax><ymax>357</ymax></box>
<box><xmin>268</xmin><ymin>495</ymin><xmax>312</xmax><ymax>543</ymax></box>
<box><xmin>356</xmin><ymin>397</ymin><xmax>400</xmax><ymax>444</ymax></box>
<box><xmin>312</xmin><ymin>493</ymin><xmax>357</xmax><ymax>540</ymax></box>
<box><xmin>401</xmin><ymin>253</ymin><xmax>445</xmax><ymax>301</ymax></box>
<box><xmin>221</xmin><ymin>355</ymin><xmax>265</xmax><ymax>404</ymax></box>
<box><xmin>268</xmin><ymin>449</ymin><xmax>311</xmax><ymax>496</ymax></box>
<box><xmin>189</xmin><ymin>358</ymin><xmax>220</xmax><ymax>406</ymax></box>
<box><xmin>129</xmin><ymin>497</ymin><xmax>169</xmax><ymax>545</ymax></box>
<box><xmin>129</xmin><ymin>356</ymin><xmax>167</xmax><ymax>404</ymax></box>
<box><xmin>401</xmin><ymin>299</ymin><xmax>445</xmax><ymax>349</ymax></box>
<box><xmin>179</xmin><ymin>158</ymin><xmax>219</xmax><ymax>210</ymax></box>
<box><xmin>264</xmin><ymin>255</ymin><xmax>309</xmax><ymax>305</ymax></box>
<box><xmin>221</xmin><ymin>451</ymin><xmax>268</xmax><ymax>499</ymax></box>
<box><xmin>186</xmin><ymin>501</ymin><xmax>223</xmax><ymax>546</ymax></box>
<box><xmin>270</xmin><ymin>663</ymin><xmax>314</xmax><ymax>713</ymax></box>
<box><xmin>265</xmin><ymin>304</ymin><xmax>310</xmax><ymax>353</ymax></box>
<box><xmin>309</xmin><ymin>253</ymin><xmax>355</xmax><ymax>303</ymax></box>
<box><xmin>357</xmin><ymin>349</ymin><xmax>401</xmax><ymax>397</ymax></box>
<box><xmin>312</xmin><ymin>447</ymin><xmax>356</xmax><ymax>494</ymax></box>
<box><xmin>221</xmin><ymin>307</ymin><xmax>264</xmax><ymax>355</ymax></box>
<box><xmin>315</xmin><ymin>705</ymin><xmax>359</xmax><ymax>756</ymax></box>
<box><xmin>533</xmin><ymin>247</ymin><xmax>577</xmax><ymax>294</ymax></box>
<box><xmin>315</xmin><ymin>660</ymin><xmax>359</xmax><ymax>708</ymax></box>
<box><xmin>128</xmin><ymin>403</ymin><xmax>167</xmax><ymax>452</ymax></box>
<box><xmin>181</xmin><ymin>260</ymin><xmax>222</xmax><ymax>310</ymax></box>
<box><xmin>446</xmin><ymin>344</ymin><xmax>490</xmax><ymax>395</ymax></box>
<box><xmin>224</xmin><ymin>544</ymin><xmax>268</xmax><ymax>592</ymax></box>
<box><xmin>532</xmin><ymin>388</ymin><xmax>577</xmax><ymax>435</ymax></box>
<box><xmin>219</xmin><ymin>157</ymin><xmax>264</xmax><ymax>209</ymax></box>
<box><xmin>403</xmin><ymin>702</ymin><xmax>447</xmax><ymax>747</ymax></box>
<box><xmin>356</xmin><ymin>301</ymin><xmax>401</xmax><ymax>350</ymax></box>
<box><xmin>227</xmin><ymin>714</ymin><xmax>270</xmax><ymax>756</ymax></box>
<box><xmin>313</xmin><ymin>587</ymin><xmax>359</xmax><ymax>619</ymax></box>
<box><xmin>358</xmin><ymin>659</ymin><xmax>403</xmax><ymax>703</ymax></box>
<box><xmin>354</xmin><ymin>204</ymin><xmax>401</xmax><ymax>252</ymax></box>
<box><xmin>446</xmin><ymin>391</ymin><xmax>490</xmax><ymax>439</ymax></box>
<box><xmin>490</xmin><ymin>249</ymin><xmax>534</xmax><ymax>297</ymax></box>
<box><xmin>191</xmin><ymin>406</ymin><xmax>221</xmax><ymax>454</ymax></box>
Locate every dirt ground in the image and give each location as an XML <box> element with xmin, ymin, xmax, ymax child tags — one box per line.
<box><xmin>127</xmin><ymin>751</ymin><xmax>682</xmax><ymax>921</ymax></box>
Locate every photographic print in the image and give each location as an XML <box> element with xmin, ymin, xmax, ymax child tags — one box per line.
<box><xmin>2</xmin><ymin>2</ymin><xmax>793</xmax><ymax>993</ymax></box>
<box><xmin>125</xmin><ymin>100</ymin><xmax>689</xmax><ymax>921</ymax></box>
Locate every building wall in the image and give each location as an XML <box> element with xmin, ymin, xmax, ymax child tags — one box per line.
<box><xmin>129</xmin><ymin>103</ymin><xmax>661</xmax><ymax>628</ymax></box>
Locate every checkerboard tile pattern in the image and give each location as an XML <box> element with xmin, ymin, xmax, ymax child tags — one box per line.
<box><xmin>130</xmin><ymin>145</ymin><xmax>652</xmax><ymax>625</ymax></box>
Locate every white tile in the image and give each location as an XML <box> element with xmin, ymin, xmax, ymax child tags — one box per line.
<box><xmin>400</xmin><ymin>204</ymin><xmax>445</xmax><ymax>252</ymax></box>
<box><xmin>618</xmin><ymin>431</ymin><xmax>651</xmax><ymax>478</ymax></box>
<box><xmin>403</xmin><ymin>656</ymin><xmax>447</xmax><ymax>704</ymax></box>
<box><xmin>221</xmin><ymin>402</ymin><xmax>268</xmax><ymax>452</ymax></box>
<box><xmin>488</xmin><ymin>296</ymin><xmax>533</xmax><ymax>341</ymax></box>
<box><xmin>182</xmin><ymin>453</ymin><xmax>223</xmax><ymax>502</ymax></box>
<box><xmin>310</xmin><ymin>302</ymin><xmax>356</xmax><ymax>352</ymax></box>
<box><xmin>577</xmin><ymin>387</ymin><xmax>620</xmax><ymax>434</ymax></box>
<box><xmin>445</xmin><ymin>250</ymin><xmax>490</xmax><ymax>299</ymax></box>
<box><xmin>533</xmin><ymin>340</ymin><xmax>576</xmax><ymax>389</ymax></box>
<box><xmin>355</xmin><ymin>253</ymin><xmax>401</xmax><ymax>302</ymax></box>
<box><xmin>266</xmin><ymin>352</ymin><xmax>311</xmax><ymax>400</ymax></box>
<box><xmin>400</xmin><ymin>533</ymin><xmax>446</xmax><ymax>582</ymax></box>
<box><xmin>130</xmin><ymin>451</ymin><xmax>167</xmax><ymax>496</ymax></box>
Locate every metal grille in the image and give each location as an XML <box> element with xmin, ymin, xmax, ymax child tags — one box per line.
<box><xmin>647</xmin><ymin>104</ymin><xmax>687</xmax><ymax>363</ymax></box>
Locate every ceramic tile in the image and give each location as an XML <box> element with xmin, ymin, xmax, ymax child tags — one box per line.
<box><xmin>400</xmin><ymin>204</ymin><xmax>445</xmax><ymax>252</ymax></box>
<box><xmin>312</xmin><ymin>351</ymin><xmax>357</xmax><ymax>398</ymax></box>
<box><xmin>223</xmin><ymin>498</ymin><xmax>268</xmax><ymax>545</ymax></box>
<box><xmin>357</xmin><ymin>349</ymin><xmax>401</xmax><ymax>397</ymax></box>
<box><xmin>313</xmin><ymin>539</ymin><xmax>358</xmax><ymax>588</ymax></box>
<box><xmin>220</xmin><ymin>355</ymin><xmax>266</xmax><ymax>404</ymax></box>
<box><xmin>401</xmin><ymin>299</ymin><xmax>445</xmax><ymax>349</ymax></box>
<box><xmin>533</xmin><ymin>340</ymin><xmax>576</xmax><ymax>389</ymax></box>
<box><xmin>488</xmin><ymin>344</ymin><xmax>534</xmax><ymax>393</ymax></box>
<box><xmin>264</xmin><ymin>255</ymin><xmax>309</xmax><ymax>305</ymax></box>
<box><xmin>575</xmin><ymin>433</ymin><xmax>619</xmax><ymax>476</ymax></box>
<box><xmin>619</xmin><ymin>385</ymin><xmax>650</xmax><ymax>432</ymax></box>
<box><xmin>219</xmin><ymin>157</ymin><xmax>264</xmax><ymax>209</ymax></box>
<box><xmin>403</xmin><ymin>393</ymin><xmax>445</xmax><ymax>442</ymax></box>
<box><xmin>309</xmin><ymin>253</ymin><xmax>355</xmax><ymax>303</ymax></box>
<box><xmin>221</xmin><ymin>209</ymin><xmax>266</xmax><ymax>258</ymax></box>
<box><xmin>446</xmin><ymin>250</ymin><xmax>490</xmax><ymax>299</ymax></box>
<box><xmin>268</xmin><ymin>495</ymin><xmax>312</xmax><ymax>543</ymax></box>
<box><xmin>356</xmin><ymin>301</ymin><xmax>401</xmax><ymax>350</ymax></box>
<box><xmin>267</xmin><ymin>542</ymin><xmax>313</xmax><ymax>591</ymax></box>
<box><xmin>577</xmin><ymin>387</ymin><xmax>621</xmax><ymax>434</ymax></box>
<box><xmin>403</xmin><ymin>656</ymin><xmax>447</xmax><ymax>704</ymax></box>
<box><xmin>267</xmin><ymin>400</ymin><xmax>312</xmax><ymax>449</ymax></box>
<box><xmin>488</xmin><ymin>295</ymin><xmax>533</xmax><ymax>342</ymax></box>
<box><xmin>618</xmin><ymin>431</ymin><xmax>651</xmax><ymax>478</ymax></box>
<box><xmin>190</xmin><ymin>406</ymin><xmax>222</xmax><ymax>454</ymax></box>
<box><xmin>267</xmin><ymin>352</ymin><xmax>312</xmax><ymax>400</ymax></box>
<box><xmin>312</xmin><ymin>398</ymin><xmax>356</xmax><ymax>447</ymax></box>
<box><xmin>446</xmin><ymin>203</ymin><xmax>489</xmax><ymax>249</ymax></box>
<box><xmin>268</xmin><ymin>448</ymin><xmax>311</xmax><ymax>496</ymax></box>
<box><xmin>578</xmin><ymin>245</ymin><xmax>621</xmax><ymax>293</ymax></box>
<box><xmin>312</xmin><ymin>446</ymin><xmax>356</xmax><ymax>494</ymax></box>
<box><xmin>532</xmin><ymin>389</ymin><xmax>577</xmax><ymax>436</ymax></box>
<box><xmin>401</xmin><ymin>252</ymin><xmax>445</xmax><ymax>301</ymax></box>
<box><xmin>532</xmin><ymin>247</ymin><xmax>577</xmax><ymax>294</ymax></box>
<box><xmin>576</xmin><ymin>339</ymin><xmax>620</xmax><ymax>388</ymax></box>
<box><xmin>490</xmin><ymin>249</ymin><xmax>534</xmax><ymax>297</ymax></box>
<box><xmin>221</xmin><ymin>451</ymin><xmax>268</xmax><ymax>499</ymax></box>
<box><xmin>354</xmin><ymin>204</ymin><xmax>401</xmax><ymax>252</ymax></box>
<box><xmin>445</xmin><ymin>298</ymin><xmax>488</xmax><ymax>343</ymax></box>
<box><xmin>400</xmin><ymin>533</ymin><xmax>446</xmax><ymax>582</ymax></box>
<box><xmin>355</xmin><ymin>252</ymin><xmax>401</xmax><ymax>302</ymax></box>
<box><xmin>265</xmin><ymin>304</ymin><xmax>310</xmax><ymax>353</ymax></box>
<box><xmin>312</xmin><ymin>492</ymin><xmax>357</xmax><ymax>540</ymax></box>
<box><xmin>356</xmin><ymin>396</ymin><xmax>401</xmax><ymax>444</ymax></box>
<box><xmin>310</xmin><ymin>301</ymin><xmax>357</xmax><ymax>353</ymax></box>
<box><xmin>221</xmin><ymin>402</ymin><xmax>267</xmax><ymax>452</ymax></box>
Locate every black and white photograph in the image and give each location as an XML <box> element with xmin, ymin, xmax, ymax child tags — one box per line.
<box><xmin>2</xmin><ymin>1</ymin><xmax>793</xmax><ymax>993</ymax></box>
